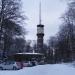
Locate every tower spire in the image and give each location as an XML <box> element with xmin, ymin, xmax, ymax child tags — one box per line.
<box><xmin>39</xmin><ymin>1</ymin><xmax>41</xmax><ymax>24</ymax></box>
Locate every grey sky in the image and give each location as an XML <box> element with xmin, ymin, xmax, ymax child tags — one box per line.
<box><xmin>22</xmin><ymin>0</ymin><xmax>67</xmax><ymax>41</ymax></box>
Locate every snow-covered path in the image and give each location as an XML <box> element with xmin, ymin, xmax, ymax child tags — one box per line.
<box><xmin>0</xmin><ymin>64</ymin><xmax>75</xmax><ymax>75</ymax></box>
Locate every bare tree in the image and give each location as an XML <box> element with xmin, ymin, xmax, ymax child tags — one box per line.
<box><xmin>0</xmin><ymin>0</ymin><xmax>26</xmax><ymax>58</ymax></box>
<box><xmin>57</xmin><ymin>0</ymin><xmax>75</xmax><ymax>62</ymax></box>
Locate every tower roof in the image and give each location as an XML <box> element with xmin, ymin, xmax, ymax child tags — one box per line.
<box><xmin>37</xmin><ymin>24</ymin><xmax>44</xmax><ymax>27</ymax></box>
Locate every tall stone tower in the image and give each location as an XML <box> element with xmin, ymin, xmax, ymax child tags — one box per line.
<box><xmin>37</xmin><ymin>2</ymin><xmax>44</xmax><ymax>53</ymax></box>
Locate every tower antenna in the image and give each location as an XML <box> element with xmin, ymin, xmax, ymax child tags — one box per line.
<box><xmin>39</xmin><ymin>0</ymin><xmax>42</xmax><ymax>24</ymax></box>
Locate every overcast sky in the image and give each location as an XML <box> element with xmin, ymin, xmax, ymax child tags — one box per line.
<box><xmin>22</xmin><ymin>0</ymin><xmax>67</xmax><ymax>41</ymax></box>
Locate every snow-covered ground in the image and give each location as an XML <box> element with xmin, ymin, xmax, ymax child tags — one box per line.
<box><xmin>0</xmin><ymin>64</ymin><xmax>75</xmax><ymax>75</ymax></box>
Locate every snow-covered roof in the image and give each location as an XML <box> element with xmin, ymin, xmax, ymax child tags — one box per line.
<box><xmin>16</xmin><ymin>53</ymin><xmax>43</xmax><ymax>55</ymax></box>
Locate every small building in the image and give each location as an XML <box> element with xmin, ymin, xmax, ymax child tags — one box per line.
<box><xmin>13</xmin><ymin>52</ymin><xmax>44</xmax><ymax>62</ymax></box>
